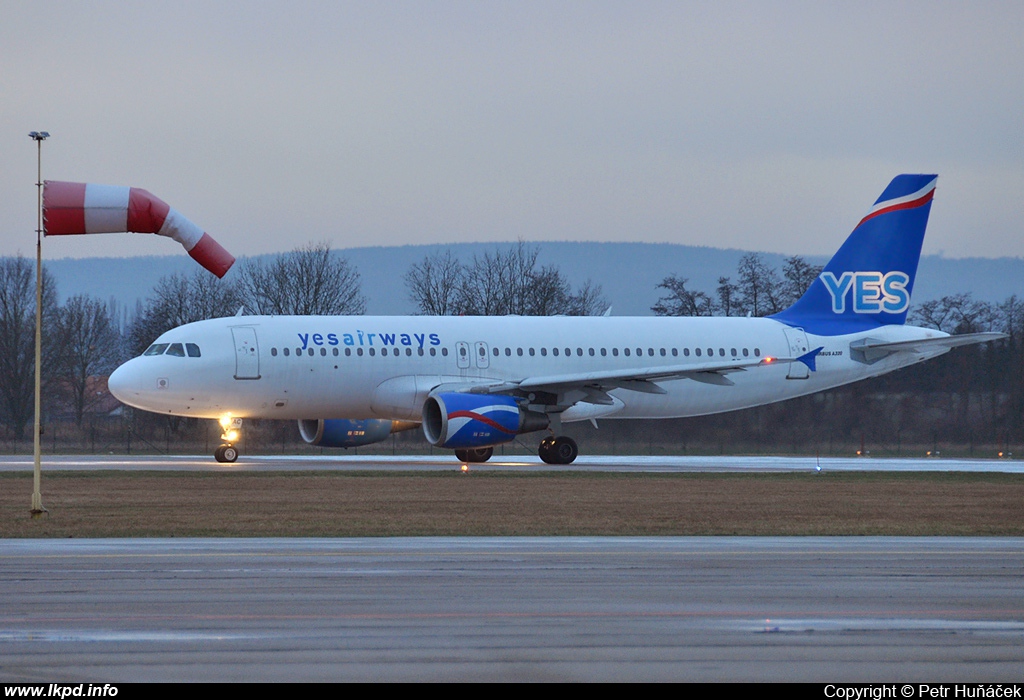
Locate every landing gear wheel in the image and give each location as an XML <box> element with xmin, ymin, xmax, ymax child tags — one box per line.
<box><xmin>455</xmin><ymin>447</ymin><xmax>493</xmax><ymax>463</ymax></box>
<box><xmin>539</xmin><ymin>436</ymin><xmax>578</xmax><ymax>465</ymax></box>
<box><xmin>214</xmin><ymin>444</ymin><xmax>238</xmax><ymax>463</ymax></box>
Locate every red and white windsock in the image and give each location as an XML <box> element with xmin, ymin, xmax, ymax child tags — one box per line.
<box><xmin>42</xmin><ymin>181</ymin><xmax>235</xmax><ymax>278</ymax></box>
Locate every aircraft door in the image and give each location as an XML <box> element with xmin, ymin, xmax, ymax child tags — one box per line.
<box><xmin>782</xmin><ymin>326</ymin><xmax>810</xmax><ymax>380</ymax></box>
<box><xmin>231</xmin><ymin>326</ymin><xmax>261</xmax><ymax>380</ymax></box>
<box><xmin>474</xmin><ymin>341</ymin><xmax>490</xmax><ymax>369</ymax></box>
<box><xmin>455</xmin><ymin>341</ymin><xmax>471</xmax><ymax>370</ymax></box>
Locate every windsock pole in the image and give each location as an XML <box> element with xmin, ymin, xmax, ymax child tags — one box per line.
<box><xmin>29</xmin><ymin>131</ymin><xmax>49</xmax><ymax>518</ymax></box>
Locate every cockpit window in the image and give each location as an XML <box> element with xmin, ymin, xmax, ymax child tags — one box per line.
<box><xmin>143</xmin><ymin>343</ymin><xmax>169</xmax><ymax>356</ymax></box>
<box><xmin>186</xmin><ymin>343</ymin><xmax>201</xmax><ymax>357</ymax></box>
<box><xmin>165</xmin><ymin>343</ymin><xmax>186</xmax><ymax>357</ymax></box>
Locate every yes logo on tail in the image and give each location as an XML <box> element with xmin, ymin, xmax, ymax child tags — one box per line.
<box><xmin>771</xmin><ymin>174</ymin><xmax>937</xmax><ymax>335</ymax></box>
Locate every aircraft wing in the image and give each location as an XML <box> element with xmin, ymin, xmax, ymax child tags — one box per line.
<box><xmin>849</xmin><ymin>332</ymin><xmax>1006</xmax><ymax>364</ymax></box>
<box><xmin>453</xmin><ymin>355</ymin><xmax>789</xmax><ymax>405</ymax></box>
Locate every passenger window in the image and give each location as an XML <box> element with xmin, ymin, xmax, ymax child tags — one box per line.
<box><xmin>719</xmin><ymin>348</ymin><xmax>725</xmax><ymax>357</ymax></box>
<box><xmin>577</xmin><ymin>348</ymin><xmax>583</xmax><ymax>356</ymax></box>
<box><xmin>517</xmin><ymin>348</ymin><xmax>523</xmax><ymax>356</ymax></box>
<box><xmin>612</xmin><ymin>348</ymin><xmax>619</xmax><ymax>357</ymax></box>
<box><xmin>671</xmin><ymin>348</ymin><xmax>678</xmax><ymax>357</ymax></box>
<box><xmin>695</xmin><ymin>348</ymin><xmax>702</xmax><ymax>357</ymax></box>
<box><xmin>624</xmin><ymin>348</ymin><xmax>630</xmax><ymax>357</ymax></box>
<box><xmin>186</xmin><ymin>343</ymin><xmax>201</xmax><ymax>357</ymax></box>
<box><xmin>754</xmin><ymin>348</ymin><xmax>761</xmax><ymax>357</ymax></box>
<box><xmin>529</xmin><ymin>348</ymin><xmax>535</xmax><ymax>356</ymax></box>
<box><xmin>731</xmin><ymin>348</ymin><xmax>737</xmax><ymax>357</ymax></box>
<box><xmin>588</xmin><ymin>348</ymin><xmax>595</xmax><ymax>356</ymax></box>
<box><xmin>600</xmin><ymin>348</ymin><xmax>607</xmax><ymax>356</ymax></box>
<box><xmin>369</xmin><ymin>348</ymin><xmax>375</xmax><ymax>356</ymax></box>
<box><xmin>357</xmin><ymin>348</ymin><xmax>364</xmax><ymax>356</ymax></box>
<box><xmin>743</xmin><ymin>348</ymin><xmax>749</xmax><ymax>357</ymax></box>
<box><xmin>648</xmin><ymin>348</ymin><xmax>654</xmax><ymax>356</ymax></box>
<box><xmin>430</xmin><ymin>348</ymin><xmax>436</xmax><ymax>356</ymax></box>
<box><xmin>166</xmin><ymin>343</ymin><xmax>186</xmax><ymax>357</ymax></box>
<box><xmin>333</xmin><ymin>348</ymin><xmax>339</xmax><ymax>356</ymax></box>
<box><xmin>321</xmin><ymin>348</ymin><xmax>327</xmax><ymax>356</ymax></box>
<box><xmin>683</xmin><ymin>348</ymin><xmax>689</xmax><ymax>356</ymax></box>
<box><xmin>492</xmin><ymin>347</ymin><xmax>499</xmax><ymax>356</ymax></box>
<box><xmin>553</xmin><ymin>348</ymin><xmax>559</xmax><ymax>356</ymax></box>
<box><xmin>143</xmin><ymin>343</ymin><xmax>169</xmax><ymax>356</ymax></box>
<box><xmin>441</xmin><ymin>347</ymin><xmax>448</xmax><ymax>356</ymax></box>
<box><xmin>406</xmin><ymin>348</ymin><xmax>412</xmax><ymax>356</ymax></box>
<box><xmin>346</xmin><ymin>348</ymin><xmax>352</xmax><ymax>356</ymax></box>
<box><xmin>308</xmin><ymin>348</ymin><xmax>314</xmax><ymax>356</ymax></box>
<box><xmin>271</xmin><ymin>347</ymin><xmax>278</xmax><ymax>357</ymax></box>
<box><xmin>284</xmin><ymin>347</ymin><xmax>290</xmax><ymax>356</ymax></box>
<box><xmin>295</xmin><ymin>347</ymin><xmax>302</xmax><ymax>356</ymax></box>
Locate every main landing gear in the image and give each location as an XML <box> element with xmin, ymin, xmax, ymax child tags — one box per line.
<box><xmin>455</xmin><ymin>447</ymin><xmax>493</xmax><ymax>463</ymax></box>
<box><xmin>215</xmin><ymin>417</ymin><xmax>242</xmax><ymax>463</ymax></box>
<box><xmin>538</xmin><ymin>435</ymin><xmax>578</xmax><ymax>465</ymax></box>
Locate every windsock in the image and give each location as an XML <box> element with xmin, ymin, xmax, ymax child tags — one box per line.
<box><xmin>42</xmin><ymin>181</ymin><xmax>235</xmax><ymax>278</ymax></box>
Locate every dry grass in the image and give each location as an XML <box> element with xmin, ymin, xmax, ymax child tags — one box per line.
<box><xmin>1</xmin><ymin>470</ymin><xmax>1022</xmax><ymax>537</ymax></box>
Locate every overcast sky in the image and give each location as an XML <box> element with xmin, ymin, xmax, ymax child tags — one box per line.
<box><xmin>2</xmin><ymin>1</ymin><xmax>1021</xmax><ymax>263</ymax></box>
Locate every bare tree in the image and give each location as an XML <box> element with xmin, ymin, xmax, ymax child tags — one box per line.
<box><xmin>239</xmin><ymin>241</ymin><xmax>365</xmax><ymax>316</ymax></box>
<box><xmin>408</xmin><ymin>242</ymin><xmax>604</xmax><ymax>316</ymax></box>
<box><xmin>716</xmin><ymin>276</ymin><xmax>739</xmax><ymax>316</ymax></box>
<box><xmin>651</xmin><ymin>275</ymin><xmax>715</xmax><ymax>316</ymax></box>
<box><xmin>782</xmin><ymin>255</ymin><xmax>822</xmax><ymax>305</ymax></box>
<box><xmin>0</xmin><ymin>257</ymin><xmax>58</xmax><ymax>438</ymax></box>
<box><xmin>54</xmin><ymin>295</ymin><xmax>121</xmax><ymax>425</ymax></box>
<box><xmin>910</xmin><ymin>293</ymin><xmax>995</xmax><ymax>334</ymax></box>
<box><xmin>405</xmin><ymin>249</ymin><xmax>463</xmax><ymax>315</ymax></box>
<box><xmin>566</xmin><ymin>279</ymin><xmax>608</xmax><ymax>316</ymax></box>
<box><xmin>736</xmin><ymin>253</ymin><xmax>784</xmax><ymax>316</ymax></box>
<box><xmin>128</xmin><ymin>270</ymin><xmax>242</xmax><ymax>356</ymax></box>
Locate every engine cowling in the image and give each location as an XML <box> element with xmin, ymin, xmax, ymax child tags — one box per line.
<box><xmin>422</xmin><ymin>393</ymin><xmax>549</xmax><ymax>449</ymax></box>
<box><xmin>298</xmin><ymin>418</ymin><xmax>410</xmax><ymax>448</ymax></box>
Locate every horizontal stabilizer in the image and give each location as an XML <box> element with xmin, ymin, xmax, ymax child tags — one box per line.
<box><xmin>849</xmin><ymin>332</ymin><xmax>1006</xmax><ymax>364</ymax></box>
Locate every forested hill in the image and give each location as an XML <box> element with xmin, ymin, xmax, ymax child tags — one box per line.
<box><xmin>45</xmin><ymin>241</ymin><xmax>1024</xmax><ymax>317</ymax></box>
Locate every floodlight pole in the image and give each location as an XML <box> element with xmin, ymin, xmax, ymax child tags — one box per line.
<box><xmin>29</xmin><ymin>131</ymin><xmax>49</xmax><ymax>518</ymax></box>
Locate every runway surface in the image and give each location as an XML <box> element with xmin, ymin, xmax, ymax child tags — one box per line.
<box><xmin>1</xmin><ymin>453</ymin><xmax>1022</xmax><ymax>472</ymax></box>
<box><xmin>1</xmin><ymin>537</ymin><xmax>1022</xmax><ymax>682</ymax></box>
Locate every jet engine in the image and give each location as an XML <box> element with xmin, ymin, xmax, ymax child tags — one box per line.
<box><xmin>421</xmin><ymin>393</ymin><xmax>549</xmax><ymax>449</ymax></box>
<box><xmin>298</xmin><ymin>418</ymin><xmax>417</xmax><ymax>448</ymax></box>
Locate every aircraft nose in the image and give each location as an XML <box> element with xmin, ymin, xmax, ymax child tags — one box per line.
<box><xmin>108</xmin><ymin>360</ymin><xmax>141</xmax><ymax>404</ymax></box>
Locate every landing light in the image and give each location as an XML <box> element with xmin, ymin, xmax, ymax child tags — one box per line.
<box><xmin>224</xmin><ymin>430</ymin><xmax>240</xmax><ymax>443</ymax></box>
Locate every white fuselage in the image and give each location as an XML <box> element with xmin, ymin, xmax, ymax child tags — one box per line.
<box><xmin>108</xmin><ymin>314</ymin><xmax>951</xmax><ymax>424</ymax></box>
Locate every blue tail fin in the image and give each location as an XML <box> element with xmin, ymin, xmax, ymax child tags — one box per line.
<box><xmin>771</xmin><ymin>174</ymin><xmax>937</xmax><ymax>336</ymax></box>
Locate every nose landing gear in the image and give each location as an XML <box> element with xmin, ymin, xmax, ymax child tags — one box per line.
<box><xmin>215</xmin><ymin>417</ymin><xmax>242</xmax><ymax>463</ymax></box>
<box><xmin>214</xmin><ymin>443</ymin><xmax>238</xmax><ymax>463</ymax></box>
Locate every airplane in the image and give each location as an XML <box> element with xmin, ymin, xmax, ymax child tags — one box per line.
<box><xmin>108</xmin><ymin>174</ymin><xmax>1004</xmax><ymax>464</ymax></box>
